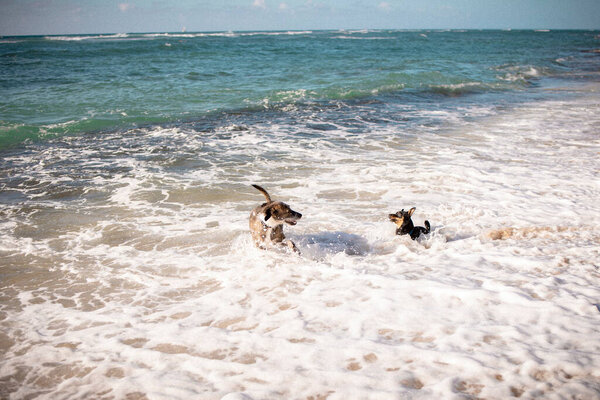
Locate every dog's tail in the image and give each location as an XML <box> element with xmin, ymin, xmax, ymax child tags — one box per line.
<box><xmin>424</xmin><ymin>220</ymin><xmax>431</xmax><ymax>234</ymax></box>
<box><xmin>252</xmin><ymin>184</ymin><xmax>272</xmax><ymax>203</ymax></box>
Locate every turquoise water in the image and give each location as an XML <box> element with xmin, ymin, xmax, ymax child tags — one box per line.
<box><xmin>1</xmin><ymin>30</ymin><xmax>598</xmax><ymax>148</ymax></box>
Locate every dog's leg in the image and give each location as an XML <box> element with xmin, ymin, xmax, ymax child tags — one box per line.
<box><xmin>283</xmin><ymin>239</ymin><xmax>300</xmax><ymax>254</ymax></box>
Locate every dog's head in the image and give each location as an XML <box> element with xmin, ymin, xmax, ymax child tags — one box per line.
<box><xmin>388</xmin><ymin>207</ymin><xmax>415</xmax><ymax>229</ymax></box>
<box><xmin>263</xmin><ymin>201</ymin><xmax>302</xmax><ymax>227</ymax></box>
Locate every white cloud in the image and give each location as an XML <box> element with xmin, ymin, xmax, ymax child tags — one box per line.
<box><xmin>378</xmin><ymin>2</ymin><xmax>391</xmax><ymax>11</ymax></box>
<box><xmin>252</xmin><ymin>0</ymin><xmax>266</xmax><ymax>9</ymax></box>
<box><xmin>118</xmin><ymin>3</ymin><xmax>133</xmax><ymax>12</ymax></box>
<box><xmin>279</xmin><ymin>2</ymin><xmax>288</xmax><ymax>10</ymax></box>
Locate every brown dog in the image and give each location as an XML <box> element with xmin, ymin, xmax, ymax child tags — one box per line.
<box><xmin>249</xmin><ymin>184</ymin><xmax>302</xmax><ymax>252</ymax></box>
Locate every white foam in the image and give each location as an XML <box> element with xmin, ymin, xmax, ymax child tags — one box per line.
<box><xmin>1</xmin><ymin>88</ymin><xmax>599</xmax><ymax>399</ymax></box>
<box><xmin>44</xmin><ymin>33</ymin><xmax>129</xmax><ymax>41</ymax></box>
<box><xmin>140</xmin><ymin>31</ymin><xmax>314</xmax><ymax>39</ymax></box>
<box><xmin>495</xmin><ymin>64</ymin><xmax>545</xmax><ymax>83</ymax></box>
<box><xmin>333</xmin><ymin>35</ymin><xmax>394</xmax><ymax>40</ymax></box>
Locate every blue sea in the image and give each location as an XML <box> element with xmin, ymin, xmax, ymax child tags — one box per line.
<box><xmin>1</xmin><ymin>30</ymin><xmax>599</xmax><ymax>148</ymax></box>
<box><xmin>1</xmin><ymin>30</ymin><xmax>600</xmax><ymax>399</ymax></box>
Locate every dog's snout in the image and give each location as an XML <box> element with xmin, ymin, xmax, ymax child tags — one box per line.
<box><xmin>296</xmin><ymin>211</ymin><xmax>302</xmax><ymax>219</ymax></box>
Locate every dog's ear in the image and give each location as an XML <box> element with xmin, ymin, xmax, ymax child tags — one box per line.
<box><xmin>264</xmin><ymin>208</ymin><xmax>271</xmax><ymax>221</ymax></box>
<box><xmin>408</xmin><ymin>207</ymin><xmax>416</xmax><ymax>217</ymax></box>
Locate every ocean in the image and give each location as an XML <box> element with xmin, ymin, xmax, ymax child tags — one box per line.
<box><xmin>1</xmin><ymin>30</ymin><xmax>599</xmax><ymax>399</ymax></box>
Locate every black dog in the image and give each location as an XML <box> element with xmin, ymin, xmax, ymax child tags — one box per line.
<box><xmin>389</xmin><ymin>207</ymin><xmax>430</xmax><ymax>240</ymax></box>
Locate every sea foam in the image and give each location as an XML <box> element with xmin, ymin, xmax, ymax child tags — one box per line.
<box><xmin>1</xmin><ymin>88</ymin><xmax>599</xmax><ymax>399</ymax></box>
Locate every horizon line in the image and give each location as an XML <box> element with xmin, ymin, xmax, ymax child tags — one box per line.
<box><xmin>2</xmin><ymin>27</ymin><xmax>599</xmax><ymax>38</ymax></box>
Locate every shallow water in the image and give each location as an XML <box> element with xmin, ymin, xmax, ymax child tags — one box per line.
<box><xmin>1</xmin><ymin>30</ymin><xmax>600</xmax><ymax>399</ymax></box>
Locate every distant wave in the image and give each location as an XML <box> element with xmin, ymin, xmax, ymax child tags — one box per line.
<box><xmin>44</xmin><ymin>33</ymin><xmax>129</xmax><ymax>41</ymax></box>
<box><xmin>332</xmin><ymin>36</ymin><xmax>393</xmax><ymax>40</ymax></box>
<box><xmin>494</xmin><ymin>64</ymin><xmax>549</xmax><ymax>84</ymax></box>
<box><xmin>427</xmin><ymin>82</ymin><xmax>497</xmax><ymax>96</ymax></box>
<box><xmin>141</xmin><ymin>33</ymin><xmax>211</xmax><ymax>38</ymax></box>
<box><xmin>0</xmin><ymin>113</ymin><xmax>169</xmax><ymax>150</ymax></box>
<box><xmin>41</xmin><ymin>31</ymin><xmax>317</xmax><ymax>42</ymax></box>
<box><xmin>142</xmin><ymin>31</ymin><xmax>314</xmax><ymax>38</ymax></box>
<box><xmin>245</xmin><ymin>78</ymin><xmax>509</xmax><ymax>110</ymax></box>
<box><xmin>336</xmin><ymin>29</ymin><xmax>372</xmax><ymax>34</ymax></box>
<box><xmin>245</xmin><ymin>30</ymin><xmax>314</xmax><ymax>36</ymax></box>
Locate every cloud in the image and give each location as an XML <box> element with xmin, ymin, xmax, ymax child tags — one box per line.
<box><xmin>252</xmin><ymin>0</ymin><xmax>266</xmax><ymax>9</ymax></box>
<box><xmin>118</xmin><ymin>3</ymin><xmax>133</xmax><ymax>12</ymax></box>
<box><xmin>378</xmin><ymin>2</ymin><xmax>391</xmax><ymax>11</ymax></box>
<box><xmin>279</xmin><ymin>2</ymin><xmax>288</xmax><ymax>10</ymax></box>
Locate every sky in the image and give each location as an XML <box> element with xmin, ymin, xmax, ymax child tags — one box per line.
<box><xmin>1</xmin><ymin>0</ymin><xmax>599</xmax><ymax>36</ymax></box>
